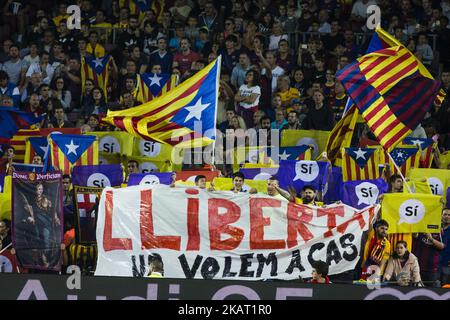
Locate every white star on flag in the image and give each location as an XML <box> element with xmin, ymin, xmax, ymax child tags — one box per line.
<box><xmin>65</xmin><ymin>140</ymin><xmax>79</xmax><ymax>155</ymax></box>
<box><xmin>92</xmin><ymin>58</ymin><xmax>104</xmax><ymax>68</ymax></box>
<box><xmin>279</xmin><ymin>150</ymin><xmax>291</xmax><ymax>160</ymax></box>
<box><xmin>148</xmin><ymin>74</ymin><xmax>162</xmax><ymax>87</ymax></box>
<box><xmin>40</xmin><ymin>145</ymin><xmax>49</xmax><ymax>159</ymax></box>
<box><xmin>410</xmin><ymin>139</ymin><xmax>424</xmax><ymax>148</ymax></box>
<box><xmin>354</xmin><ymin>148</ymin><xmax>367</xmax><ymax>160</ymax></box>
<box><xmin>184</xmin><ymin>98</ymin><xmax>210</xmax><ymax>122</ymax></box>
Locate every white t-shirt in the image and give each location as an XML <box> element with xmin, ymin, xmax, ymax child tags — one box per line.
<box><xmin>268</xmin><ymin>34</ymin><xmax>289</xmax><ymax>50</ymax></box>
<box><xmin>238</xmin><ymin>84</ymin><xmax>261</xmax><ymax>109</ymax></box>
<box><xmin>262</xmin><ymin>66</ymin><xmax>285</xmax><ymax>93</ymax></box>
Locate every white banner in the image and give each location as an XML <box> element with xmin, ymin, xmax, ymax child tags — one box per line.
<box><xmin>95</xmin><ymin>185</ymin><xmax>377</xmax><ymax>280</ymax></box>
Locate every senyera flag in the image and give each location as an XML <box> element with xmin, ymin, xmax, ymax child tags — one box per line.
<box><xmin>0</xmin><ymin>107</ymin><xmax>42</xmax><ymax>144</ymax></box>
<box><xmin>102</xmin><ymin>57</ymin><xmax>221</xmax><ymax>148</ymax></box>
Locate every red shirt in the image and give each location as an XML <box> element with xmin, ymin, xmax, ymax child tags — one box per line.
<box><xmin>309</xmin><ymin>276</ymin><xmax>331</xmax><ymax>284</ymax></box>
<box><xmin>174</xmin><ymin>51</ymin><xmax>200</xmax><ymax>74</ymax></box>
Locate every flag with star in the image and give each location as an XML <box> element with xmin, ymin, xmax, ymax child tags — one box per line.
<box><xmin>379</xmin><ymin>146</ymin><xmax>420</xmax><ymax>177</ymax></box>
<box><xmin>81</xmin><ymin>55</ymin><xmax>112</xmax><ymax>101</ymax></box>
<box><xmin>48</xmin><ymin>134</ymin><xmax>98</xmax><ymax>174</ymax></box>
<box><xmin>103</xmin><ymin>57</ymin><xmax>221</xmax><ymax>148</ymax></box>
<box><xmin>137</xmin><ymin>73</ymin><xmax>178</xmax><ymax>102</ymax></box>
<box><xmin>403</xmin><ymin>137</ymin><xmax>436</xmax><ymax>168</ymax></box>
<box><xmin>342</xmin><ymin>147</ymin><xmax>381</xmax><ymax>181</ymax></box>
<box><xmin>268</xmin><ymin>145</ymin><xmax>312</xmax><ymax>162</ymax></box>
<box><xmin>24</xmin><ymin>137</ymin><xmax>49</xmax><ymax>164</ymax></box>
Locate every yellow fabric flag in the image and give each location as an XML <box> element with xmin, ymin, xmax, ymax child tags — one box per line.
<box><xmin>382</xmin><ymin>193</ymin><xmax>442</xmax><ymax>234</ymax></box>
<box><xmin>90</xmin><ymin>131</ymin><xmax>134</xmax><ymax>156</ymax></box>
<box><xmin>404</xmin><ymin>179</ymin><xmax>432</xmax><ymax>194</ymax></box>
<box><xmin>281</xmin><ymin>129</ymin><xmax>330</xmax><ymax>159</ymax></box>
<box><xmin>0</xmin><ymin>175</ymin><xmax>12</xmax><ymax>221</ymax></box>
<box><xmin>213</xmin><ymin>177</ymin><xmax>268</xmax><ymax>193</ymax></box>
<box><xmin>99</xmin><ymin>152</ymin><xmax>123</xmax><ymax>165</ymax></box>
<box><xmin>408</xmin><ymin>168</ymin><xmax>450</xmax><ymax>196</ymax></box>
<box><xmin>439</xmin><ymin>151</ymin><xmax>450</xmax><ymax>169</ymax></box>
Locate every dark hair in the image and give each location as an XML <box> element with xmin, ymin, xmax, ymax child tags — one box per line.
<box><xmin>127</xmin><ymin>159</ymin><xmax>139</xmax><ymax>166</ymax></box>
<box><xmin>393</xmin><ymin>240</ymin><xmax>410</xmax><ymax>260</ymax></box>
<box><xmin>302</xmin><ymin>185</ymin><xmax>316</xmax><ymax>192</ymax></box>
<box><xmin>0</xmin><ymin>70</ymin><xmax>8</xmax><ymax>80</ymax></box>
<box><xmin>129</xmin><ymin>14</ymin><xmax>139</xmax><ymax>21</ymax></box>
<box><xmin>375</xmin><ymin>219</ymin><xmax>389</xmax><ymax>229</ymax></box>
<box><xmin>195</xmin><ymin>175</ymin><xmax>207</xmax><ymax>183</ymax></box>
<box><xmin>269</xmin><ymin>176</ymin><xmax>279</xmax><ymax>182</ymax></box>
<box><xmin>62</xmin><ymin>174</ymin><xmax>71</xmax><ymax>180</ymax></box>
<box><xmin>233</xmin><ymin>172</ymin><xmax>245</xmax><ymax>180</ymax></box>
<box><xmin>312</xmin><ymin>261</ymin><xmax>329</xmax><ymax>277</ymax></box>
<box><xmin>260</xmin><ymin>116</ymin><xmax>271</xmax><ymax>123</ymax></box>
<box><xmin>389</xmin><ymin>174</ymin><xmax>402</xmax><ymax>184</ymax></box>
<box><xmin>245</xmin><ymin>70</ymin><xmax>260</xmax><ymax>86</ymax></box>
<box><xmin>50</xmin><ymin>97</ymin><xmax>64</xmax><ymax>111</ymax></box>
<box><xmin>225</xmin><ymin>34</ymin><xmax>238</xmax><ymax>43</ymax></box>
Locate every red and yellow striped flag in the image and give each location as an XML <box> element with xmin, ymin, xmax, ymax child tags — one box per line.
<box><xmin>137</xmin><ymin>73</ymin><xmax>178</xmax><ymax>103</ymax></box>
<box><xmin>49</xmin><ymin>134</ymin><xmax>98</xmax><ymax>174</ymax></box>
<box><xmin>81</xmin><ymin>55</ymin><xmax>112</xmax><ymax>101</ymax></box>
<box><xmin>7</xmin><ymin>129</ymin><xmax>40</xmax><ymax>163</ymax></box>
<box><xmin>342</xmin><ymin>147</ymin><xmax>381</xmax><ymax>181</ymax></box>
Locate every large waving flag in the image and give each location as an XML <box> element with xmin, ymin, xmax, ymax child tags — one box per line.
<box><xmin>0</xmin><ymin>108</ymin><xmax>42</xmax><ymax>144</ymax></box>
<box><xmin>48</xmin><ymin>134</ymin><xmax>98</xmax><ymax>174</ymax></box>
<box><xmin>325</xmin><ymin>104</ymin><xmax>359</xmax><ymax>166</ymax></box>
<box><xmin>90</xmin><ymin>131</ymin><xmax>134</xmax><ymax>156</ymax></box>
<box><xmin>342</xmin><ymin>147</ymin><xmax>380</xmax><ymax>181</ymax></box>
<box><xmin>137</xmin><ymin>73</ymin><xmax>178</xmax><ymax>102</ymax></box>
<box><xmin>81</xmin><ymin>55</ymin><xmax>112</xmax><ymax>100</ymax></box>
<box><xmin>103</xmin><ymin>57</ymin><xmax>221</xmax><ymax>148</ymax></box>
<box><xmin>403</xmin><ymin>137</ymin><xmax>436</xmax><ymax>168</ymax></box>
<box><xmin>408</xmin><ymin>168</ymin><xmax>450</xmax><ymax>196</ymax></box>
<box><xmin>277</xmin><ymin>160</ymin><xmax>329</xmax><ymax>193</ymax></box>
<box><xmin>72</xmin><ymin>164</ymin><xmax>123</xmax><ymax>187</ymax></box>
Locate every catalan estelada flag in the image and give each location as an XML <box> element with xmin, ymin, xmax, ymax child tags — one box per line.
<box><xmin>403</xmin><ymin>137</ymin><xmax>436</xmax><ymax>168</ymax></box>
<box><xmin>342</xmin><ymin>147</ymin><xmax>380</xmax><ymax>181</ymax></box>
<box><xmin>24</xmin><ymin>136</ymin><xmax>49</xmax><ymax>164</ymax></box>
<box><xmin>81</xmin><ymin>55</ymin><xmax>112</xmax><ymax>100</ymax></box>
<box><xmin>325</xmin><ymin>104</ymin><xmax>359</xmax><ymax>166</ymax></box>
<box><xmin>378</xmin><ymin>146</ymin><xmax>420</xmax><ymax>177</ymax></box>
<box><xmin>48</xmin><ymin>134</ymin><xmax>98</xmax><ymax>174</ymax></box>
<box><xmin>137</xmin><ymin>73</ymin><xmax>178</xmax><ymax>102</ymax></box>
<box><xmin>337</xmin><ymin>45</ymin><xmax>442</xmax><ymax>150</ymax></box>
<box><xmin>102</xmin><ymin>57</ymin><xmax>221</xmax><ymax>148</ymax></box>
<box><xmin>0</xmin><ymin>107</ymin><xmax>42</xmax><ymax>144</ymax></box>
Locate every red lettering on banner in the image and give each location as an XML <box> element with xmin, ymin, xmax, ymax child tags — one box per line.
<box><xmin>140</xmin><ymin>189</ymin><xmax>181</xmax><ymax>250</ymax></box>
<box><xmin>186</xmin><ymin>191</ymin><xmax>200</xmax><ymax>251</ymax></box>
<box><xmin>249</xmin><ymin>198</ymin><xmax>285</xmax><ymax>249</ymax></box>
<box><xmin>103</xmin><ymin>190</ymin><xmax>133</xmax><ymax>251</ymax></box>
<box><xmin>317</xmin><ymin>206</ymin><xmax>346</xmax><ymax>238</ymax></box>
<box><xmin>286</xmin><ymin>203</ymin><xmax>314</xmax><ymax>248</ymax></box>
<box><xmin>208</xmin><ymin>198</ymin><xmax>244</xmax><ymax>250</ymax></box>
<box><xmin>336</xmin><ymin>207</ymin><xmax>372</xmax><ymax>234</ymax></box>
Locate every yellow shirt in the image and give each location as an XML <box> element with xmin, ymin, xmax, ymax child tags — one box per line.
<box><xmin>86</xmin><ymin>43</ymin><xmax>106</xmax><ymax>58</ymax></box>
<box><xmin>278</xmin><ymin>87</ymin><xmax>300</xmax><ymax>105</ymax></box>
<box><xmin>53</xmin><ymin>15</ymin><xmax>69</xmax><ymax>27</ymax></box>
<box><xmin>362</xmin><ymin>229</ymin><xmax>391</xmax><ymax>274</ymax></box>
<box><xmin>147</xmin><ymin>272</ymin><xmax>163</xmax><ymax>278</ymax></box>
<box><xmin>294</xmin><ymin>198</ymin><xmax>324</xmax><ymax>206</ymax></box>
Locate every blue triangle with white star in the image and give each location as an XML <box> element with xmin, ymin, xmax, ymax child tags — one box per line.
<box><xmin>29</xmin><ymin>137</ymin><xmax>49</xmax><ymax>159</ymax></box>
<box><xmin>141</xmin><ymin>73</ymin><xmax>171</xmax><ymax>96</ymax></box>
<box><xmin>51</xmin><ymin>134</ymin><xmax>96</xmax><ymax>164</ymax></box>
<box><xmin>389</xmin><ymin>147</ymin><xmax>418</xmax><ymax>167</ymax></box>
<box><xmin>346</xmin><ymin>147</ymin><xmax>377</xmax><ymax>168</ymax></box>
<box><xmin>403</xmin><ymin>137</ymin><xmax>434</xmax><ymax>150</ymax></box>
<box><xmin>85</xmin><ymin>55</ymin><xmax>110</xmax><ymax>74</ymax></box>
<box><xmin>170</xmin><ymin>61</ymin><xmax>218</xmax><ymax>137</ymax></box>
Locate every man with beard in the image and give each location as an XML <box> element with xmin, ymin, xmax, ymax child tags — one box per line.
<box><xmin>117</xmin><ymin>15</ymin><xmax>143</xmax><ymax>52</ymax></box>
<box><xmin>360</xmin><ymin>219</ymin><xmax>391</xmax><ymax>281</ymax></box>
<box><xmin>295</xmin><ymin>185</ymin><xmax>322</xmax><ymax>206</ymax></box>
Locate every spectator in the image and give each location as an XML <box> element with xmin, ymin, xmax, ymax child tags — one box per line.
<box><xmin>82</xmin><ymin>86</ymin><xmax>107</xmax><ymax>118</ymax></box>
<box><xmin>23</xmin><ymin>42</ymin><xmax>40</xmax><ymax>70</ymax></box>
<box><xmin>220</xmin><ymin>34</ymin><xmax>240</xmax><ymax>73</ymax></box>
<box><xmin>51</xmin><ymin>77</ymin><xmax>72</xmax><ymax>111</ymax></box>
<box><xmin>303</xmin><ymin>90</ymin><xmax>335</xmax><ymax>130</ymax></box>
<box><xmin>276</xmin><ymin>75</ymin><xmax>301</xmax><ymax>108</ymax></box>
<box><xmin>309</xmin><ymin>261</ymin><xmax>332</xmax><ymax>283</ymax></box>
<box><xmin>383</xmin><ymin>240</ymin><xmax>423</xmax><ymax>286</ymax></box>
<box><xmin>51</xmin><ymin>101</ymin><xmax>73</xmax><ymax>128</ymax></box>
<box><xmin>146</xmin><ymin>256</ymin><xmax>164</xmax><ymax>278</ymax></box>
<box><xmin>125</xmin><ymin>159</ymin><xmax>140</xmax><ymax>183</ymax></box>
<box><xmin>86</xmin><ymin>31</ymin><xmax>106</xmax><ymax>58</ymax></box>
<box><xmin>218</xmin><ymin>108</ymin><xmax>237</xmax><ymax>133</ymax></box>
<box><xmin>23</xmin><ymin>93</ymin><xmax>44</xmax><ymax>117</ymax></box>
<box><xmin>252</xmin><ymin>110</ymin><xmax>266</xmax><ymax>130</ymax></box>
<box><xmin>194</xmin><ymin>175</ymin><xmax>207</xmax><ymax>189</ymax></box>
<box><xmin>230</xmin><ymin>172</ymin><xmax>257</xmax><ymax>193</ymax></box>
<box><xmin>441</xmin><ymin>208</ymin><xmax>450</xmax><ymax>285</ymax></box>
<box><xmin>268</xmin><ymin>21</ymin><xmax>288</xmax><ymax>50</ymax></box>
<box><xmin>360</xmin><ymin>219</ymin><xmax>391</xmax><ymax>280</ymax></box>
<box><xmin>169</xmin><ymin>23</ymin><xmax>187</xmax><ymax>52</ymax></box>
<box><xmin>173</xmin><ymin>38</ymin><xmax>200</xmax><ymax>75</ymax></box>
<box><xmin>87</xmin><ymin>114</ymin><xmax>102</xmax><ymax>132</ymax></box>
<box><xmin>150</xmin><ymin>37</ymin><xmax>173</xmax><ymax>74</ymax></box>
<box><xmin>0</xmin><ymin>220</ymin><xmax>11</xmax><ymax>251</ymax></box>
<box><xmin>26</xmin><ymin>51</ymin><xmax>55</xmax><ymax>85</ymax></box>
<box><xmin>0</xmin><ymin>70</ymin><xmax>20</xmax><ymax>107</ymax></box>
<box><xmin>260</xmin><ymin>50</ymin><xmax>285</xmax><ymax>94</ymax></box>
<box><xmin>198</xmin><ymin>1</ymin><xmax>224</xmax><ymax>35</ymax></box>
<box><xmin>1</xmin><ymin>44</ymin><xmax>25</xmax><ymax>86</ymax></box>
<box><xmin>231</xmin><ymin>52</ymin><xmax>251</xmax><ymax>88</ymax></box>
<box><xmin>277</xmin><ymin>39</ymin><xmax>295</xmax><ymax>72</ymax></box>
<box><xmin>415</xmin><ymin>33</ymin><xmax>434</xmax><ymax>66</ymax></box>
<box><xmin>62</xmin><ymin>174</ymin><xmax>73</xmax><ymax>207</ymax></box>
<box><xmin>234</xmin><ymin>69</ymin><xmax>261</xmax><ymax>128</ymax></box>
<box><xmin>296</xmin><ymin>185</ymin><xmax>321</xmax><ymax>205</ymax></box>
<box><xmin>282</xmin><ymin>110</ymin><xmax>303</xmax><ymax>130</ymax></box>
<box><xmin>271</xmin><ymin>108</ymin><xmax>288</xmax><ymax>130</ymax></box>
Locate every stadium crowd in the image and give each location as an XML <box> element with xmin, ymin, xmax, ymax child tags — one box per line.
<box><xmin>0</xmin><ymin>0</ymin><xmax>450</xmax><ymax>287</ymax></box>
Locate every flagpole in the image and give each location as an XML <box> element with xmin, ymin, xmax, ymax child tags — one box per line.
<box><xmin>211</xmin><ymin>55</ymin><xmax>221</xmax><ymax>169</ymax></box>
<box><xmin>386</xmin><ymin>152</ymin><xmax>413</xmax><ymax>193</ymax></box>
<box><xmin>0</xmin><ymin>242</ymin><xmax>12</xmax><ymax>254</ymax></box>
